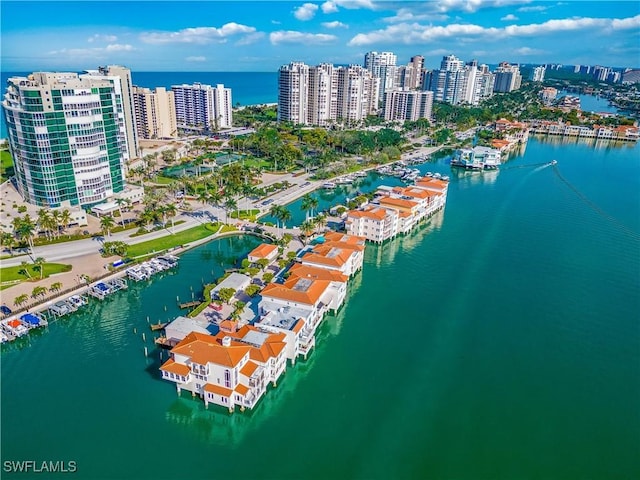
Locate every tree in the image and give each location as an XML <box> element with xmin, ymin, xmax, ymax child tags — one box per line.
<box><xmin>301</xmin><ymin>193</ymin><xmax>319</xmax><ymax>220</ymax></box>
<box><xmin>49</xmin><ymin>281</ymin><xmax>63</xmax><ymax>293</ymax></box>
<box><xmin>18</xmin><ymin>261</ymin><xmax>33</xmax><ymax>280</ymax></box>
<box><xmin>262</xmin><ymin>272</ymin><xmax>274</xmax><ymax>284</ymax></box>
<box><xmin>14</xmin><ymin>214</ymin><xmax>36</xmax><ymax>253</ymax></box>
<box><xmin>14</xmin><ymin>293</ymin><xmax>29</xmax><ymax>308</ymax></box>
<box><xmin>31</xmin><ymin>286</ymin><xmax>47</xmax><ymax>299</ymax></box>
<box><xmin>299</xmin><ymin>219</ymin><xmax>315</xmax><ymax>243</ymax></box>
<box><xmin>256</xmin><ymin>258</ymin><xmax>270</xmax><ymax>270</ymax></box>
<box><xmin>33</xmin><ymin>257</ymin><xmax>46</xmax><ymax>280</ymax></box>
<box><xmin>233</xmin><ymin>301</ymin><xmax>246</xmax><ymax>316</ymax></box>
<box><xmin>100</xmin><ymin>215</ymin><xmax>116</xmax><ymax>237</ymax></box>
<box><xmin>0</xmin><ymin>232</ymin><xmax>15</xmax><ymax>255</ymax></box>
<box><xmin>223</xmin><ymin>197</ymin><xmax>237</xmax><ymax>224</ymax></box>
<box><xmin>245</xmin><ymin>284</ymin><xmax>261</xmax><ymax>297</ymax></box>
<box><xmin>217</xmin><ymin>287</ymin><xmax>236</xmax><ymax>304</ymax></box>
<box><xmin>59</xmin><ymin>209</ymin><xmax>72</xmax><ymax>235</ymax></box>
<box><xmin>101</xmin><ymin>241</ymin><xmax>128</xmax><ymax>257</ymax></box>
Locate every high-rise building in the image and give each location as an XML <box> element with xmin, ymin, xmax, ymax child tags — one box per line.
<box><xmin>493</xmin><ymin>62</ymin><xmax>522</xmax><ymax>92</ymax></box>
<box><xmin>277</xmin><ymin>62</ymin><xmax>309</xmax><ymax>124</ymax></box>
<box><xmin>308</xmin><ymin>63</ymin><xmax>338</xmax><ymax>126</ymax></box>
<box><xmin>428</xmin><ymin>55</ymin><xmax>467</xmax><ymax>105</ymax></box>
<box><xmin>395</xmin><ymin>55</ymin><xmax>425</xmax><ymax>91</ymax></box>
<box><xmin>383</xmin><ymin>90</ymin><xmax>433</xmax><ymax>122</ymax></box>
<box><xmin>278</xmin><ymin>62</ymin><xmax>378</xmax><ymax>126</ymax></box>
<box><xmin>530</xmin><ymin>65</ymin><xmax>546</xmax><ymax>82</ymax></box>
<box><xmin>171</xmin><ymin>83</ymin><xmax>232</xmax><ymax>132</ymax></box>
<box><xmin>2</xmin><ymin>71</ymin><xmax>129</xmax><ymax>207</ymax></box>
<box><xmin>82</xmin><ymin>66</ymin><xmax>139</xmax><ymax>160</ymax></box>
<box><xmin>364</xmin><ymin>51</ymin><xmax>397</xmax><ymax>94</ymax></box>
<box><xmin>133</xmin><ymin>86</ymin><xmax>177</xmax><ymax>139</ymax></box>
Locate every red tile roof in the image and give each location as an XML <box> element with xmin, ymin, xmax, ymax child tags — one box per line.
<box><xmin>171</xmin><ymin>332</ymin><xmax>250</xmax><ymax>368</ymax></box>
<box><xmin>204</xmin><ymin>383</ymin><xmax>233</xmax><ymax>397</ymax></box>
<box><xmin>248</xmin><ymin>243</ymin><xmax>278</xmax><ymax>259</ymax></box>
<box><xmin>160</xmin><ymin>357</ymin><xmax>191</xmax><ymax>376</ymax></box>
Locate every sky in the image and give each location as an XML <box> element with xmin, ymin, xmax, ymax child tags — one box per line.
<box><xmin>1</xmin><ymin>0</ymin><xmax>639</xmax><ymax>72</ymax></box>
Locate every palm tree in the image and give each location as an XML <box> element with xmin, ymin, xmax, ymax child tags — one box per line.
<box><xmin>18</xmin><ymin>261</ymin><xmax>33</xmax><ymax>280</ymax></box>
<box><xmin>196</xmin><ymin>190</ymin><xmax>210</xmax><ymax>208</ymax></box>
<box><xmin>223</xmin><ymin>197</ymin><xmax>237</xmax><ymax>224</ymax></box>
<box><xmin>301</xmin><ymin>193</ymin><xmax>319</xmax><ymax>220</ymax></box>
<box><xmin>166</xmin><ymin>203</ymin><xmax>178</xmax><ymax>233</ymax></box>
<box><xmin>15</xmin><ymin>215</ymin><xmax>36</xmax><ymax>254</ymax></box>
<box><xmin>312</xmin><ymin>213</ymin><xmax>327</xmax><ymax>234</ymax></box>
<box><xmin>269</xmin><ymin>204</ymin><xmax>283</xmax><ymax>230</ymax></box>
<box><xmin>14</xmin><ymin>293</ymin><xmax>29</xmax><ymax>308</ymax></box>
<box><xmin>33</xmin><ymin>256</ymin><xmax>46</xmax><ymax>280</ymax></box>
<box><xmin>0</xmin><ymin>232</ymin><xmax>15</xmax><ymax>256</ymax></box>
<box><xmin>31</xmin><ymin>286</ymin><xmax>47</xmax><ymax>299</ymax></box>
<box><xmin>49</xmin><ymin>281</ymin><xmax>63</xmax><ymax>293</ymax></box>
<box><xmin>60</xmin><ymin>209</ymin><xmax>72</xmax><ymax>236</ymax></box>
<box><xmin>299</xmin><ymin>219</ymin><xmax>315</xmax><ymax>244</ymax></box>
<box><xmin>279</xmin><ymin>207</ymin><xmax>292</xmax><ymax>230</ymax></box>
<box><xmin>100</xmin><ymin>215</ymin><xmax>116</xmax><ymax>237</ymax></box>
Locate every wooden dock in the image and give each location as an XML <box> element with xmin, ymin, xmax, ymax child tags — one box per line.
<box><xmin>150</xmin><ymin>322</ymin><xmax>168</xmax><ymax>331</ymax></box>
<box><xmin>178</xmin><ymin>300</ymin><xmax>202</xmax><ymax>309</ymax></box>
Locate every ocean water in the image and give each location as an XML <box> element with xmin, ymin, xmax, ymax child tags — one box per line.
<box><xmin>0</xmin><ymin>71</ymin><xmax>278</xmax><ymax>139</ymax></box>
<box><xmin>1</xmin><ymin>137</ymin><xmax>639</xmax><ymax>479</ymax></box>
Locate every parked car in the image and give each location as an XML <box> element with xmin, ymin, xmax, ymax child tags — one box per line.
<box><xmin>0</xmin><ymin>305</ymin><xmax>12</xmax><ymax>315</ymax></box>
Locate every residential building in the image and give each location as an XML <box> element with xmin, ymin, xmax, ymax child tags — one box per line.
<box><xmin>247</xmin><ymin>243</ymin><xmax>279</xmax><ymax>264</ymax></box>
<box><xmin>172</xmin><ymin>83</ymin><xmax>232</xmax><ymax>133</ymax></box>
<box><xmin>364</xmin><ymin>51</ymin><xmax>398</xmax><ymax>94</ymax></box>
<box><xmin>277</xmin><ymin>62</ymin><xmax>377</xmax><ymax>126</ymax></box>
<box><xmin>382</xmin><ymin>90</ymin><xmax>433</xmax><ymax>122</ymax></box>
<box><xmin>277</xmin><ymin>62</ymin><xmax>309</xmax><ymax>124</ymax></box>
<box><xmin>451</xmin><ymin>146</ymin><xmax>502</xmax><ymax>169</ymax></box>
<box><xmin>81</xmin><ymin>66</ymin><xmax>139</xmax><ymax>160</ymax></box>
<box><xmin>346</xmin><ymin>177</ymin><xmax>449</xmax><ymax>242</ymax></box>
<box><xmin>132</xmin><ymin>86</ymin><xmax>177</xmax><ymax>139</ymax></box>
<box><xmin>530</xmin><ymin>65</ymin><xmax>546</xmax><ymax>82</ymax></box>
<box><xmin>540</xmin><ymin>87</ymin><xmax>558</xmax><ymax>104</ymax></box>
<box><xmin>493</xmin><ymin>62</ymin><xmax>522</xmax><ymax>93</ymax></box>
<box><xmin>426</xmin><ymin>55</ymin><xmax>487</xmax><ymax>105</ymax></box>
<box><xmin>395</xmin><ymin>55</ymin><xmax>424</xmax><ymax>91</ymax></box>
<box><xmin>2</xmin><ymin>71</ymin><xmax>131</xmax><ymax>207</ymax></box>
<box><xmin>160</xmin><ymin>331</ymin><xmax>286</xmax><ymax>411</ymax></box>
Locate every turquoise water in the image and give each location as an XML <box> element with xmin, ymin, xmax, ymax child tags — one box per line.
<box><xmin>2</xmin><ymin>138</ymin><xmax>639</xmax><ymax>479</ymax></box>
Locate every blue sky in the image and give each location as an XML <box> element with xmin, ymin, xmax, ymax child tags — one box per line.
<box><xmin>2</xmin><ymin>0</ymin><xmax>639</xmax><ymax>72</ymax></box>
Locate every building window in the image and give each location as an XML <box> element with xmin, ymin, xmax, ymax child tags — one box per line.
<box><xmin>224</xmin><ymin>369</ymin><xmax>231</xmax><ymax>388</ymax></box>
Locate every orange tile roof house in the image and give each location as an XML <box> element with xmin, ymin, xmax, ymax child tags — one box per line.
<box><xmin>160</xmin><ymin>330</ymin><xmax>287</xmax><ymax>412</ymax></box>
<box><xmin>247</xmin><ymin>243</ymin><xmax>279</xmax><ymax>263</ymax></box>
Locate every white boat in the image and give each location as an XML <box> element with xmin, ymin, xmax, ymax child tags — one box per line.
<box><xmin>322</xmin><ymin>182</ymin><xmax>336</xmax><ymax>189</ymax></box>
<box><xmin>68</xmin><ymin>295</ymin><xmax>87</xmax><ymax>309</ymax></box>
<box><xmin>50</xmin><ymin>300</ymin><xmax>72</xmax><ymax>317</ymax></box>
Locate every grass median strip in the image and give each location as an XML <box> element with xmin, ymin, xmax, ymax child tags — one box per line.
<box><xmin>125</xmin><ymin>223</ymin><xmax>232</xmax><ymax>258</ymax></box>
<box><xmin>0</xmin><ymin>262</ymin><xmax>72</xmax><ymax>283</ymax></box>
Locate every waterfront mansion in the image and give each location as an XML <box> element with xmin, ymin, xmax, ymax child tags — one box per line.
<box><xmin>345</xmin><ymin>176</ymin><xmax>448</xmax><ymax>243</ymax></box>
<box><xmin>160</xmin><ymin>232</ymin><xmax>366</xmax><ymax>412</ymax></box>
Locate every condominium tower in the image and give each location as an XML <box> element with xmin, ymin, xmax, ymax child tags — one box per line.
<box><xmin>493</xmin><ymin>62</ymin><xmax>523</xmax><ymax>92</ymax></box>
<box><xmin>364</xmin><ymin>51</ymin><xmax>397</xmax><ymax>94</ymax></box>
<box><xmin>382</xmin><ymin>90</ymin><xmax>433</xmax><ymax>122</ymax></box>
<box><xmin>1</xmin><ymin>70</ymin><xmax>135</xmax><ymax>207</ymax></box>
<box><xmin>171</xmin><ymin>83</ymin><xmax>232</xmax><ymax>132</ymax></box>
<box><xmin>278</xmin><ymin>62</ymin><xmax>378</xmax><ymax>126</ymax></box>
<box><xmin>132</xmin><ymin>86</ymin><xmax>178</xmax><ymax>139</ymax></box>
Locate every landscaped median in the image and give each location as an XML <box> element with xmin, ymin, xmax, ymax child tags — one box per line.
<box><xmin>124</xmin><ymin>222</ymin><xmax>237</xmax><ymax>259</ymax></box>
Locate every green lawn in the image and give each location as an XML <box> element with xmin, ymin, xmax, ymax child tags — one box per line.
<box><xmin>1</xmin><ymin>150</ymin><xmax>14</xmax><ymax>183</ymax></box>
<box><xmin>125</xmin><ymin>223</ymin><xmax>222</xmax><ymax>258</ymax></box>
<box><xmin>0</xmin><ymin>262</ymin><xmax>72</xmax><ymax>283</ymax></box>
<box><xmin>229</xmin><ymin>209</ymin><xmax>260</xmax><ymax>221</ymax></box>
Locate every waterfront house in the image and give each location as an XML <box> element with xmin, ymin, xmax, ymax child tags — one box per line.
<box><xmin>164</xmin><ymin>316</ymin><xmax>214</xmax><ymax>346</ymax></box>
<box><xmin>247</xmin><ymin>243</ymin><xmax>279</xmax><ymax>264</ymax></box>
<box><xmin>160</xmin><ymin>330</ymin><xmax>286</xmax><ymax>411</ymax></box>
<box><xmin>300</xmin><ymin>243</ymin><xmax>362</xmax><ymax>277</ymax></box>
<box><xmin>345</xmin><ymin>205</ymin><xmax>399</xmax><ymax>243</ymax></box>
<box><xmin>451</xmin><ymin>146</ymin><xmax>502</xmax><ymax>170</ymax></box>
<box><xmin>378</xmin><ymin>197</ymin><xmax>420</xmax><ymax>234</ymax></box>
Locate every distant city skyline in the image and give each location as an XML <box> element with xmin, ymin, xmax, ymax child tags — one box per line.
<box><xmin>2</xmin><ymin>1</ymin><xmax>639</xmax><ymax>72</ymax></box>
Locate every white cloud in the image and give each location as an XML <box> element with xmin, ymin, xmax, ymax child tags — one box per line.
<box><xmin>501</xmin><ymin>14</ymin><xmax>518</xmax><ymax>21</ymax></box>
<box><xmin>321</xmin><ymin>1</ymin><xmax>338</xmax><ymax>13</ymax></box>
<box><xmin>347</xmin><ymin>15</ymin><xmax>640</xmax><ymax>46</ymax></box>
<box><xmin>104</xmin><ymin>44</ymin><xmax>134</xmax><ymax>52</ymax></box>
<box><xmin>140</xmin><ymin>22</ymin><xmax>256</xmax><ymax>44</ymax></box>
<box><xmin>322</xmin><ymin>21</ymin><xmax>348</xmax><ymax>29</ymax></box>
<box><xmin>517</xmin><ymin>5</ymin><xmax>547</xmax><ymax>12</ymax></box>
<box><xmin>186</xmin><ymin>56</ymin><xmax>206</xmax><ymax>62</ymax></box>
<box><xmin>270</xmin><ymin>30</ymin><xmax>338</xmax><ymax>45</ymax></box>
<box><xmin>272</xmin><ymin>20</ymin><xmax>282</xmax><ymax>25</ymax></box>
<box><xmin>87</xmin><ymin>34</ymin><xmax>117</xmax><ymax>43</ymax></box>
<box><xmin>294</xmin><ymin>3</ymin><xmax>319</xmax><ymax>21</ymax></box>
<box><xmin>236</xmin><ymin>32</ymin><xmax>266</xmax><ymax>45</ymax></box>
<box><xmin>514</xmin><ymin>46</ymin><xmax>544</xmax><ymax>55</ymax></box>
<box><xmin>48</xmin><ymin>44</ymin><xmax>135</xmax><ymax>57</ymax></box>
<box><xmin>331</xmin><ymin>0</ymin><xmax>376</xmax><ymax>9</ymax></box>
<box><xmin>383</xmin><ymin>8</ymin><xmax>448</xmax><ymax>23</ymax></box>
